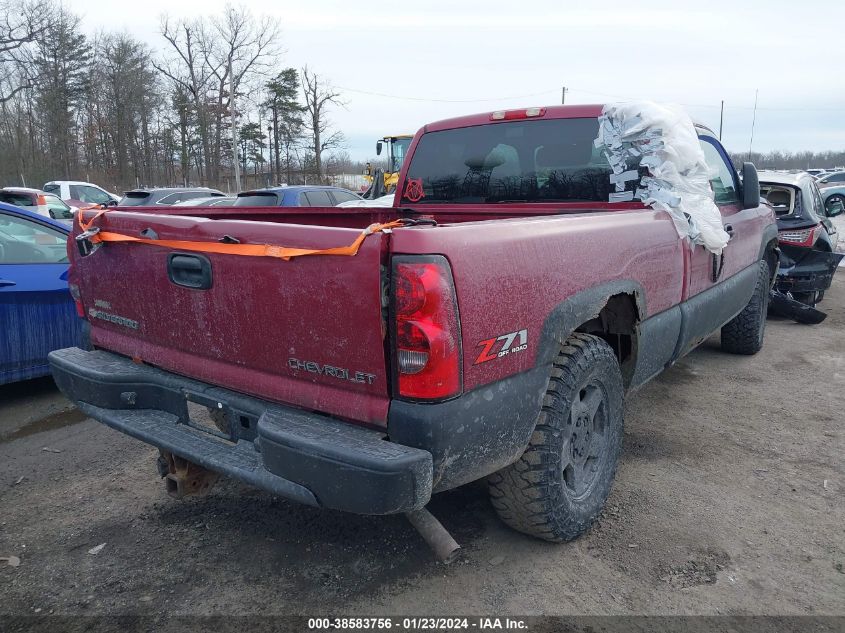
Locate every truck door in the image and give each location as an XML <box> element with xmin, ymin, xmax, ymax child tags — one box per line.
<box><xmin>698</xmin><ymin>136</ymin><xmax>759</xmax><ymax>280</ymax></box>
<box><xmin>676</xmin><ymin>136</ymin><xmax>758</xmax><ymax>355</ymax></box>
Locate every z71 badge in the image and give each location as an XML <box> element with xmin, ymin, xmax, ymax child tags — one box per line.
<box><xmin>474</xmin><ymin>329</ymin><xmax>528</xmax><ymax>365</ymax></box>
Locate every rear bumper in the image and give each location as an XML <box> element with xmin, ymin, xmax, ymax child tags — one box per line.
<box><xmin>776</xmin><ymin>246</ymin><xmax>844</xmax><ymax>294</ymax></box>
<box><xmin>49</xmin><ymin>347</ymin><xmax>432</xmax><ymax>515</ymax></box>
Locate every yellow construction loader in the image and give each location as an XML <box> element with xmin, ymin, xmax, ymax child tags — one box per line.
<box><xmin>363</xmin><ymin>134</ymin><xmax>413</xmax><ymax>198</ymax></box>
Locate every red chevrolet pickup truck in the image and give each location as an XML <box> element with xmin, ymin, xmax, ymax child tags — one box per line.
<box><xmin>50</xmin><ymin>104</ymin><xmax>777</xmax><ymax>551</ymax></box>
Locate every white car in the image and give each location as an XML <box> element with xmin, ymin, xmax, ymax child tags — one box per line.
<box><xmin>43</xmin><ymin>180</ymin><xmax>121</xmax><ymax>207</ymax></box>
<box><xmin>0</xmin><ymin>187</ymin><xmax>77</xmax><ymax>222</ymax></box>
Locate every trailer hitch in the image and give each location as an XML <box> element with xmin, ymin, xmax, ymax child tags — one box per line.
<box><xmin>157</xmin><ymin>451</ymin><xmax>220</xmax><ymax>499</ymax></box>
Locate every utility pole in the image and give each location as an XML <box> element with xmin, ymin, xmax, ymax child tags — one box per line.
<box><xmin>229</xmin><ymin>54</ymin><xmax>241</xmax><ymax>192</ymax></box>
<box><xmin>267</xmin><ymin>124</ymin><xmax>273</xmax><ymax>186</ymax></box>
<box><xmin>719</xmin><ymin>100</ymin><xmax>724</xmax><ymax>141</ymax></box>
<box><xmin>561</xmin><ymin>86</ymin><xmax>568</xmax><ymax>105</ymax></box>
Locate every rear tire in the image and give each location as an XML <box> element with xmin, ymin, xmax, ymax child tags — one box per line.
<box><xmin>721</xmin><ymin>260</ymin><xmax>770</xmax><ymax>355</ymax></box>
<box><xmin>488</xmin><ymin>333</ymin><xmax>624</xmax><ymax>542</ymax></box>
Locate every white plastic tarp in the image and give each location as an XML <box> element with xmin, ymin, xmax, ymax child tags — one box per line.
<box><xmin>595</xmin><ymin>101</ymin><xmax>730</xmax><ymax>254</ymax></box>
<box><xmin>336</xmin><ymin>194</ymin><xmax>395</xmax><ymax>208</ymax></box>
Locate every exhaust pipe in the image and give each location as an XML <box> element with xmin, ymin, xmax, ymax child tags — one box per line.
<box><xmin>405</xmin><ymin>506</ymin><xmax>461</xmax><ymax>564</ymax></box>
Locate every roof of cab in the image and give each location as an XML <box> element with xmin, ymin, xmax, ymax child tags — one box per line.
<box><xmin>44</xmin><ymin>180</ymin><xmax>97</xmax><ymax>186</ymax></box>
<box><xmin>419</xmin><ymin>103</ymin><xmax>716</xmax><ymax>137</ymax></box>
<box><xmin>422</xmin><ymin>104</ymin><xmax>606</xmax><ymax>134</ymax></box>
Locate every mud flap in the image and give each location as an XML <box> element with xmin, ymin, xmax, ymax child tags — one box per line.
<box><xmin>768</xmin><ymin>290</ymin><xmax>828</xmax><ymax>325</ymax></box>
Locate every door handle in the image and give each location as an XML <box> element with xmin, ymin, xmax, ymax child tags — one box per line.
<box><xmin>0</xmin><ymin>279</ymin><xmax>16</xmax><ymax>288</ymax></box>
<box><xmin>167</xmin><ymin>253</ymin><xmax>212</xmax><ymax>290</ymax></box>
<box><xmin>724</xmin><ymin>224</ymin><xmax>735</xmax><ymax>239</ymax></box>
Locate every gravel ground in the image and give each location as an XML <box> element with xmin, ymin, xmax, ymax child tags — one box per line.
<box><xmin>0</xmin><ymin>277</ymin><xmax>843</xmax><ymax>620</ymax></box>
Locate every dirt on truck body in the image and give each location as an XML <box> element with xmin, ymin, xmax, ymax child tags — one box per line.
<box><xmin>49</xmin><ymin>102</ymin><xmax>777</xmax><ymax>557</ymax></box>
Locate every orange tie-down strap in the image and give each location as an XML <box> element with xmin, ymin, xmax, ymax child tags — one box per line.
<box><xmin>77</xmin><ymin>210</ymin><xmax>404</xmax><ymax>261</ymax></box>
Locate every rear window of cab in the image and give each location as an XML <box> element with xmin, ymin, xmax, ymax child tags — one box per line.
<box><xmin>400</xmin><ymin>118</ymin><xmax>614</xmax><ymax>204</ymax></box>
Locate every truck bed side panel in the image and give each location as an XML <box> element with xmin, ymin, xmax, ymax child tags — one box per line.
<box><xmin>390</xmin><ymin>209</ymin><xmax>684</xmax><ymax>392</ymax></box>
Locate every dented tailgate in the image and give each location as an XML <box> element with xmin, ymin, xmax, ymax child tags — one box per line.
<box><xmin>71</xmin><ymin>211</ymin><xmax>390</xmax><ymax>425</ymax></box>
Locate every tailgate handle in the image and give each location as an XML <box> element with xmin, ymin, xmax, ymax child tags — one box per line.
<box><xmin>167</xmin><ymin>253</ymin><xmax>212</xmax><ymax>290</ymax></box>
<box><xmin>0</xmin><ymin>278</ymin><xmax>16</xmax><ymax>287</ymax></box>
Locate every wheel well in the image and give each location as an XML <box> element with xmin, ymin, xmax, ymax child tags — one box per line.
<box><xmin>574</xmin><ymin>293</ymin><xmax>639</xmax><ymax>387</ymax></box>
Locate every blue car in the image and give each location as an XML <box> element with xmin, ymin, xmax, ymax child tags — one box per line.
<box><xmin>0</xmin><ymin>201</ymin><xmax>82</xmax><ymax>385</ymax></box>
<box><xmin>232</xmin><ymin>185</ymin><xmax>362</xmax><ymax>207</ymax></box>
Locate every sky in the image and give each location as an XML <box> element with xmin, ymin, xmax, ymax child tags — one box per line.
<box><xmin>70</xmin><ymin>0</ymin><xmax>845</xmax><ymax>163</ymax></box>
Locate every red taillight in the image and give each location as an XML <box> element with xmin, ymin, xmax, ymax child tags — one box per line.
<box><xmin>778</xmin><ymin>225</ymin><xmax>819</xmax><ymax>247</ymax></box>
<box><xmin>69</xmin><ymin>283</ymin><xmax>85</xmax><ymax>318</ymax></box>
<box><xmin>392</xmin><ymin>257</ymin><xmax>462</xmax><ymax>400</ymax></box>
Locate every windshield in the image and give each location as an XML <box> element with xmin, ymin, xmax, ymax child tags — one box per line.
<box><xmin>400</xmin><ymin>117</ymin><xmax>614</xmax><ymax>204</ymax></box>
<box><xmin>0</xmin><ymin>192</ymin><xmax>34</xmax><ymax>207</ymax></box>
<box><xmin>118</xmin><ymin>191</ymin><xmax>151</xmax><ymax>207</ymax></box>
<box><xmin>44</xmin><ymin>195</ymin><xmax>73</xmax><ymax>219</ymax></box>
<box><xmin>391</xmin><ymin>137</ymin><xmax>412</xmax><ymax>174</ymax></box>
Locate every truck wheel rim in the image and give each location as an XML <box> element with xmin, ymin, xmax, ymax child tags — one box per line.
<box><xmin>562</xmin><ymin>382</ymin><xmax>608</xmax><ymax>499</ymax></box>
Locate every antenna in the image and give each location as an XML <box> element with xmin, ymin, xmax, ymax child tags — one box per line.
<box><xmin>748</xmin><ymin>89</ymin><xmax>758</xmax><ymax>161</ymax></box>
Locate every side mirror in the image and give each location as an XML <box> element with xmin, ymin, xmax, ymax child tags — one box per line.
<box><xmin>376</xmin><ymin>140</ymin><xmax>383</xmax><ymax>156</ymax></box>
<box><xmin>825</xmin><ymin>198</ymin><xmax>844</xmax><ymax>217</ymax></box>
<box><xmin>742</xmin><ymin>162</ymin><xmax>760</xmax><ymax>209</ymax></box>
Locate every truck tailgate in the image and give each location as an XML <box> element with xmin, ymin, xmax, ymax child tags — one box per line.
<box><xmin>73</xmin><ymin>212</ymin><xmax>390</xmax><ymax>425</ymax></box>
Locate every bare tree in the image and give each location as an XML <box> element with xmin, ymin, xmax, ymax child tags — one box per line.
<box><xmin>89</xmin><ymin>33</ymin><xmax>157</xmax><ymax>186</ymax></box>
<box><xmin>203</xmin><ymin>5</ymin><xmax>280</xmax><ymax>185</ymax></box>
<box><xmin>0</xmin><ymin>0</ymin><xmax>54</xmax><ymax>103</ymax></box>
<box><xmin>301</xmin><ymin>66</ymin><xmax>345</xmax><ymax>181</ymax></box>
<box><xmin>152</xmin><ymin>8</ymin><xmax>279</xmax><ymax>188</ymax></box>
<box><xmin>0</xmin><ymin>4</ymin><xmax>351</xmax><ymax>191</ymax></box>
<box><xmin>154</xmin><ymin>15</ymin><xmax>216</xmax><ymax>184</ymax></box>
